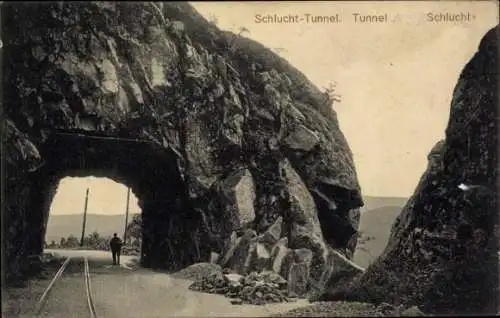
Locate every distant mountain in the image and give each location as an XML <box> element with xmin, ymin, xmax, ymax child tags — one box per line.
<box><xmin>45</xmin><ymin>213</ymin><xmax>140</xmax><ymax>244</ymax></box>
<box><xmin>361</xmin><ymin>196</ymin><xmax>408</xmax><ymax>212</ymax></box>
<box><xmin>354</xmin><ymin>202</ymin><xmax>407</xmax><ymax>268</ymax></box>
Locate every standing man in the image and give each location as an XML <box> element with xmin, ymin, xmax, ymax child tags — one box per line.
<box><xmin>109</xmin><ymin>233</ymin><xmax>123</xmax><ymax>265</ymax></box>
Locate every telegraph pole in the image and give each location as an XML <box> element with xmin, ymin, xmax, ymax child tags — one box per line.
<box><xmin>80</xmin><ymin>188</ymin><xmax>90</xmax><ymax>247</ymax></box>
<box><xmin>123</xmin><ymin>187</ymin><xmax>131</xmax><ymax>244</ymax></box>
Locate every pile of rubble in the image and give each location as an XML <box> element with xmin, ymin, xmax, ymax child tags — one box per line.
<box><xmin>185</xmin><ymin>215</ymin><xmax>364</xmax><ymax>305</ymax></box>
<box><xmin>173</xmin><ymin>262</ymin><xmax>222</xmax><ymax>281</ymax></box>
<box><xmin>189</xmin><ymin>270</ymin><xmax>298</xmax><ymax>305</ymax></box>
<box><xmin>213</xmin><ymin>216</ymin><xmax>365</xmax><ymax>299</ymax></box>
<box><xmin>189</xmin><ymin>270</ymin><xmax>229</xmax><ymax>294</ymax></box>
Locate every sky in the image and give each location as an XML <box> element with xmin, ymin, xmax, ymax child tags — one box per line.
<box><xmin>50</xmin><ymin>177</ymin><xmax>141</xmax><ymax>216</ymax></box>
<box><xmin>49</xmin><ymin>1</ymin><xmax>498</xmax><ymax>216</ymax></box>
<box><xmin>190</xmin><ymin>1</ymin><xmax>497</xmax><ymax>197</ymax></box>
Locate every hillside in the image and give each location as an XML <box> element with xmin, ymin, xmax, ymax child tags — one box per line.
<box><xmin>45</xmin><ymin>213</ymin><xmax>140</xmax><ymax>244</ymax></box>
<box><xmin>352</xmin><ymin>196</ymin><xmax>408</xmax><ymax>268</ymax></box>
<box><xmin>354</xmin><ymin>206</ymin><xmax>404</xmax><ymax>268</ymax></box>
<box><xmin>360</xmin><ymin>196</ymin><xmax>408</xmax><ymax>213</ymax></box>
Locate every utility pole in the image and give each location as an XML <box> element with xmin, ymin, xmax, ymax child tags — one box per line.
<box><xmin>123</xmin><ymin>187</ymin><xmax>131</xmax><ymax>244</ymax></box>
<box><xmin>80</xmin><ymin>188</ymin><xmax>90</xmax><ymax>247</ymax></box>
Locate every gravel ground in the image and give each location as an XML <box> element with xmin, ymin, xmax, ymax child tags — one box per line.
<box><xmin>38</xmin><ymin>261</ymin><xmax>89</xmax><ymax>318</ymax></box>
<box><xmin>3</xmin><ymin>256</ymin><xmax>398</xmax><ymax>318</ymax></box>
<box><xmin>2</xmin><ymin>276</ymin><xmax>53</xmax><ymax>317</ymax></box>
<box><xmin>272</xmin><ymin>301</ymin><xmax>382</xmax><ymax>317</ymax></box>
<box><xmin>2</xmin><ymin>255</ymin><xmax>66</xmax><ymax>317</ymax></box>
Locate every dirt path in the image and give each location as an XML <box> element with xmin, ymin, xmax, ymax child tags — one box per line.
<box><xmin>38</xmin><ymin>258</ymin><xmax>89</xmax><ymax>318</ymax></box>
<box><xmin>91</xmin><ymin>269</ymin><xmax>309</xmax><ymax>318</ymax></box>
<box><xmin>4</xmin><ymin>249</ymin><xmax>310</xmax><ymax>318</ymax></box>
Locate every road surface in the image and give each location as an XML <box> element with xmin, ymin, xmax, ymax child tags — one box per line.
<box><xmin>36</xmin><ymin>249</ymin><xmax>310</xmax><ymax>317</ymax></box>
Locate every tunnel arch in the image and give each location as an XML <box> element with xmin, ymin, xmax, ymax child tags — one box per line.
<box><xmin>27</xmin><ymin>129</ymin><xmax>209</xmax><ymax>271</ymax></box>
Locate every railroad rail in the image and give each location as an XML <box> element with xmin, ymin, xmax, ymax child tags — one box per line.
<box><xmin>84</xmin><ymin>257</ymin><xmax>98</xmax><ymax>318</ymax></box>
<box><xmin>33</xmin><ymin>257</ymin><xmax>98</xmax><ymax>317</ymax></box>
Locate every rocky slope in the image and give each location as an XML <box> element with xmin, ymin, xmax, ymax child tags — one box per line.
<box><xmin>317</xmin><ymin>25</ymin><xmax>499</xmax><ymax>315</ymax></box>
<box><xmin>1</xmin><ymin>1</ymin><xmax>363</xmax><ymax>295</ymax></box>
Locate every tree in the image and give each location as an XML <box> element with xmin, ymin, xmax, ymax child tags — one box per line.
<box><xmin>208</xmin><ymin>13</ymin><xmax>219</xmax><ymax>26</ymax></box>
<box><xmin>236</xmin><ymin>26</ymin><xmax>250</xmax><ymax>37</ymax></box>
<box><xmin>125</xmin><ymin>214</ymin><xmax>142</xmax><ymax>246</ymax></box>
<box><xmin>356</xmin><ymin>231</ymin><xmax>375</xmax><ymax>258</ymax></box>
<box><xmin>60</xmin><ymin>237</ymin><xmax>66</xmax><ymax>248</ymax></box>
<box><xmin>223</xmin><ymin>26</ymin><xmax>251</xmax><ymax>57</ymax></box>
<box><xmin>272</xmin><ymin>47</ymin><xmax>287</xmax><ymax>55</ymax></box>
<box><xmin>87</xmin><ymin>231</ymin><xmax>100</xmax><ymax>246</ymax></box>
<box><xmin>65</xmin><ymin>235</ymin><xmax>79</xmax><ymax>248</ymax></box>
<box><xmin>322</xmin><ymin>81</ymin><xmax>342</xmax><ymax>105</ymax></box>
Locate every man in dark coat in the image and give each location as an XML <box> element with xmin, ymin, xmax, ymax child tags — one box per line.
<box><xmin>109</xmin><ymin>233</ymin><xmax>123</xmax><ymax>265</ymax></box>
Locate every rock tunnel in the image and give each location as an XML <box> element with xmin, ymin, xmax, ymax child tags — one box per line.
<box><xmin>29</xmin><ymin>128</ymin><xmax>204</xmax><ymax>271</ymax></box>
<box><xmin>2</xmin><ymin>2</ymin><xmax>364</xmax><ymax>290</ymax></box>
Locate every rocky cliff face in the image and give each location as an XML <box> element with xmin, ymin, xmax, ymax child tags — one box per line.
<box><xmin>319</xmin><ymin>25</ymin><xmax>499</xmax><ymax>315</ymax></box>
<box><xmin>1</xmin><ymin>1</ymin><xmax>363</xmax><ymax>294</ymax></box>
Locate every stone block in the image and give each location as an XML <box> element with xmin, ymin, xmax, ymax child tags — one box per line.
<box><xmin>287</xmin><ymin>261</ymin><xmax>311</xmax><ymax>297</ymax></box>
<box><xmin>270</xmin><ymin>237</ymin><xmax>289</xmax><ymax>273</ymax></box>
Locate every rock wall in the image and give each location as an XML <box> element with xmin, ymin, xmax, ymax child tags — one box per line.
<box><xmin>1</xmin><ymin>1</ymin><xmax>363</xmax><ymax>293</ymax></box>
<box><xmin>319</xmin><ymin>25</ymin><xmax>499</xmax><ymax>315</ymax></box>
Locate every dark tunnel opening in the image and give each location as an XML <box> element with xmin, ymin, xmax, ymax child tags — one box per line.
<box><xmin>25</xmin><ymin>130</ymin><xmax>208</xmax><ymax>271</ymax></box>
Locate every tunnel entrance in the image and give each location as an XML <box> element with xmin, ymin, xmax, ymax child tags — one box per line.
<box><xmin>27</xmin><ymin>130</ymin><xmax>208</xmax><ymax>271</ymax></box>
<box><xmin>45</xmin><ymin>176</ymin><xmax>142</xmax><ymax>256</ymax></box>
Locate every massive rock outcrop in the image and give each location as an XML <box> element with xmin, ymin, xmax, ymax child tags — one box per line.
<box><xmin>318</xmin><ymin>25</ymin><xmax>499</xmax><ymax>315</ymax></box>
<box><xmin>1</xmin><ymin>1</ymin><xmax>363</xmax><ymax>294</ymax></box>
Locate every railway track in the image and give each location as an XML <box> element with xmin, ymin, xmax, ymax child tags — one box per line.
<box><xmin>33</xmin><ymin>257</ymin><xmax>98</xmax><ymax>317</ymax></box>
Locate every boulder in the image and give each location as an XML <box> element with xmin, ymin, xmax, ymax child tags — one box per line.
<box><xmin>287</xmin><ymin>262</ymin><xmax>310</xmax><ymax>297</ymax></box>
<box><xmin>216</xmin><ymin>169</ymin><xmax>257</xmax><ymax>232</ymax></box>
<box><xmin>224</xmin><ymin>273</ymin><xmax>244</xmax><ymax>292</ymax></box>
<box><xmin>284</xmin><ymin>104</ymin><xmax>307</xmax><ymax>122</ymax></box>
<box><xmin>287</xmin><ymin>248</ymin><xmax>314</xmax><ymax>297</ymax></box>
<box><xmin>400</xmin><ymin>306</ymin><xmax>426</xmax><ymax>316</ymax></box>
<box><xmin>280</xmin><ymin>159</ymin><xmax>325</xmax><ymax>253</ymax></box>
<box><xmin>279</xmin><ymin>250</ymin><xmax>295</xmax><ymax>281</ymax></box>
<box><xmin>294</xmin><ymin>248</ymin><xmax>313</xmax><ymax>263</ymax></box>
<box><xmin>228</xmin><ymin>169</ymin><xmax>256</xmax><ymax>226</ymax></box>
<box><xmin>283</xmin><ymin>124</ymin><xmax>320</xmax><ymax>152</ymax></box>
<box><xmin>189</xmin><ymin>269</ymin><xmax>228</xmax><ymax>294</ymax></box>
<box><xmin>225</xmin><ymin>229</ymin><xmax>257</xmax><ymax>274</ymax></box>
<box><xmin>248</xmin><ymin>242</ymin><xmax>271</xmax><ymax>273</ymax></box>
<box><xmin>329</xmin><ymin>248</ymin><xmax>364</xmax><ymax>276</ymax></box>
<box><xmin>280</xmin><ymin>159</ymin><xmax>341</xmax><ymax>291</ymax></box>
<box><xmin>224</xmin><ymin>273</ymin><xmax>244</xmax><ymax>284</ymax></box>
<box><xmin>210</xmin><ymin>252</ymin><xmax>220</xmax><ymax>264</ymax></box>
<box><xmin>173</xmin><ymin>263</ymin><xmax>223</xmax><ymax>281</ymax></box>
<box><xmin>260</xmin><ymin>270</ymin><xmax>287</xmax><ymax>288</ymax></box>
<box><xmin>269</xmin><ymin>237</ymin><xmax>289</xmax><ymax>273</ymax></box>
<box><xmin>308</xmin><ymin>248</ymin><xmax>365</xmax><ymax>301</ymax></box>
<box><xmin>220</xmin><ymin>231</ymin><xmax>239</xmax><ymax>267</ymax></box>
<box><xmin>258</xmin><ymin>216</ymin><xmax>283</xmax><ymax>250</ymax></box>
